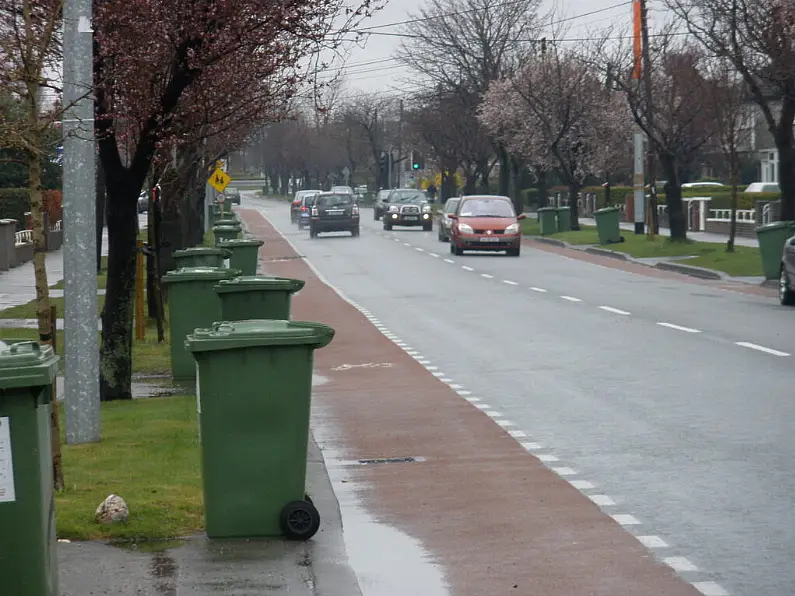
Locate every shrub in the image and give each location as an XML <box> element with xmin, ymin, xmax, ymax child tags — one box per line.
<box><xmin>708</xmin><ymin>191</ymin><xmax>780</xmax><ymax>210</ymax></box>
<box><xmin>0</xmin><ymin>188</ymin><xmax>30</xmax><ymax>225</ymax></box>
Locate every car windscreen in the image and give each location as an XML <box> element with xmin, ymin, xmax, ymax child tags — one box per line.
<box><xmin>459</xmin><ymin>199</ymin><xmax>515</xmax><ymax>218</ymax></box>
<box><xmin>303</xmin><ymin>194</ymin><xmax>318</xmax><ymax>206</ymax></box>
<box><xmin>317</xmin><ymin>194</ymin><xmax>353</xmax><ymax>208</ymax></box>
<box><xmin>444</xmin><ymin>200</ymin><xmax>460</xmax><ymax>213</ymax></box>
<box><xmin>391</xmin><ymin>192</ymin><xmax>425</xmax><ymax>203</ymax></box>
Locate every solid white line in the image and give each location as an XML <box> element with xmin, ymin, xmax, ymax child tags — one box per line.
<box><xmin>664</xmin><ymin>556</ymin><xmax>698</xmax><ymax>572</ymax></box>
<box><xmin>560</xmin><ymin>295</ymin><xmax>582</xmax><ymax>302</ymax></box>
<box><xmin>444</xmin><ymin>258</ymin><xmax>455</xmax><ymax>263</ymax></box>
<box><xmin>657</xmin><ymin>322</ymin><xmax>701</xmax><ymax>333</ymax></box>
<box><xmin>569</xmin><ymin>480</ymin><xmax>595</xmax><ymax>490</ymax></box>
<box><xmin>599</xmin><ymin>306</ymin><xmax>631</xmax><ymax>316</ymax></box>
<box><xmin>462</xmin><ymin>266</ymin><xmax>474</xmax><ymax>271</ymax></box>
<box><xmin>736</xmin><ymin>341</ymin><xmax>790</xmax><ymax>357</ymax></box>
<box><xmin>611</xmin><ymin>514</ymin><xmax>641</xmax><ymax>526</ymax></box>
<box><xmin>692</xmin><ymin>581</ymin><xmax>729</xmax><ymax>596</ymax></box>
<box><xmin>589</xmin><ymin>494</ymin><xmax>616</xmax><ymax>506</ymax></box>
<box><xmin>503</xmin><ymin>280</ymin><xmax>519</xmax><ymax>285</ymax></box>
<box><xmin>429</xmin><ymin>252</ymin><xmax>440</xmax><ymax>258</ymax></box>
<box><xmin>530</xmin><ymin>287</ymin><xmax>547</xmax><ymax>293</ymax></box>
<box><xmin>636</xmin><ymin>535</ymin><xmax>669</xmax><ymax>549</ymax></box>
<box><xmin>481</xmin><ymin>273</ymin><xmax>494</xmax><ymax>279</ymax></box>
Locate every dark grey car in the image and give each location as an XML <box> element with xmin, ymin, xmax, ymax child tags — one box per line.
<box><xmin>780</xmin><ymin>233</ymin><xmax>795</xmax><ymax>306</ymax></box>
<box><xmin>382</xmin><ymin>189</ymin><xmax>433</xmax><ymax>231</ymax></box>
<box><xmin>373</xmin><ymin>189</ymin><xmax>392</xmax><ymax>220</ymax></box>
<box><xmin>225</xmin><ymin>187</ymin><xmax>241</xmax><ymax>204</ymax></box>
<box><xmin>309</xmin><ymin>192</ymin><xmax>360</xmax><ymax>238</ymax></box>
<box><xmin>437</xmin><ymin>197</ymin><xmax>460</xmax><ymax>242</ymax></box>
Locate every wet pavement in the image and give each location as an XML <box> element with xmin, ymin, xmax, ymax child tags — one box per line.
<box><xmin>58</xmin><ymin>438</ymin><xmax>363</xmax><ymax>596</ymax></box>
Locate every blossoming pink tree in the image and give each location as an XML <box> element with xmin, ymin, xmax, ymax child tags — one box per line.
<box><xmin>93</xmin><ymin>0</ymin><xmax>381</xmax><ymax>400</ymax></box>
<box><xmin>480</xmin><ymin>48</ymin><xmax>629</xmax><ymax>230</ymax></box>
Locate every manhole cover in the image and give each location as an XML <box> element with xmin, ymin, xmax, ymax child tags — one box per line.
<box><xmin>357</xmin><ymin>456</ymin><xmax>424</xmax><ymax>465</ymax></box>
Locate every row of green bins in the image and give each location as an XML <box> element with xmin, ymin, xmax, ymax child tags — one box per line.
<box><xmin>0</xmin><ymin>341</ymin><xmax>60</xmax><ymax>596</ymax></box>
<box><xmin>537</xmin><ymin>207</ymin><xmax>557</xmax><ymax>235</ymax></box>
<box><xmin>215</xmin><ymin>217</ymin><xmax>240</xmax><ymax>228</ymax></box>
<box><xmin>221</xmin><ymin>237</ymin><xmax>264</xmax><ymax>276</ymax></box>
<box><xmin>756</xmin><ymin>221</ymin><xmax>795</xmax><ymax>279</ymax></box>
<box><xmin>216</xmin><ymin>276</ymin><xmax>304</xmax><ymax>321</ymax></box>
<box><xmin>593</xmin><ymin>206</ymin><xmax>622</xmax><ymax>244</ymax></box>
<box><xmin>185</xmin><ymin>319</ymin><xmax>334</xmax><ymax>540</ymax></box>
<box><xmin>556</xmin><ymin>207</ymin><xmax>570</xmax><ymax>232</ymax></box>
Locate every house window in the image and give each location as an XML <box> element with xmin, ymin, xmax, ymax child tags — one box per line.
<box><xmin>761</xmin><ymin>150</ymin><xmax>779</xmax><ymax>183</ymax></box>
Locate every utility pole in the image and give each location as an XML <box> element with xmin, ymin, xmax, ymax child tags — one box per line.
<box><xmin>62</xmin><ymin>0</ymin><xmax>99</xmax><ymax>443</ymax></box>
<box><xmin>639</xmin><ymin>0</ymin><xmax>658</xmax><ymax>238</ymax></box>
<box><xmin>397</xmin><ymin>99</ymin><xmax>404</xmax><ymax>188</ymax></box>
<box><xmin>631</xmin><ymin>1</ymin><xmax>645</xmax><ymax>235</ymax></box>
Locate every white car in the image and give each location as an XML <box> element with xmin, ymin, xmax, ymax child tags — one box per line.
<box><xmin>745</xmin><ymin>182</ymin><xmax>780</xmax><ymax>193</ymax></box>
<box><xmin>331</xmin><ymin>185</ymin><xmax>354</xmax><ymax>195</ymax></box>
<box><xmin>682</xmin><ymin>182</ymin><xmax>725</xmax><ymax>189</ymax></box>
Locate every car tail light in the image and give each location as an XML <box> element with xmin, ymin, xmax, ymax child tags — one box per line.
<box><xmin>352</xmin><ymin>204</ymin><xmax>359</xmax><ymax>215</ymax></box>
<box><xmin>301</xmin><ymin>206</ymin><xmax>306</xmax><ymax>212</ymax></box>
<box><xmin>311</xmin><ymin>207</ymin><xmax>318</xmax><ymax>216</ymax></box>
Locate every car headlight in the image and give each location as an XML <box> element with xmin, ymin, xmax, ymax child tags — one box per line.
<box><xmin>504</xmin><ymin>223</ymin><xmax>520</xmax><ymax>234</ymax></box>
<box><xmin>391</xmin><ymin>213</ymin><xmax>398</xmax><ymax>219</ymax></box>
<box><xmin>388</xmin><ymin>205</ymin><xmax>398</xmax><ymax>212</ymax></box>
<box><xmin>458</xmin><ymin>223</ymin><xmax>474</xmax><ymax>234</ymax></box>
<box><xmin>422</xmin><ymin>204</ymin><xmax>432</xmax><ymax>213</ymax></box>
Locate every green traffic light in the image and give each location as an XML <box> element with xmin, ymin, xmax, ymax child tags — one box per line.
<box><xmin>413</xmin><ymin>163</ymin><xmax>419</xmax><ymax>169</ymax></box>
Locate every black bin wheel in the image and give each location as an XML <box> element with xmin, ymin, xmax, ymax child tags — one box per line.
<box><xmin>280</xmin><ymin>499</ymin><xmax>320</xmax><ymax>541</ymax></box>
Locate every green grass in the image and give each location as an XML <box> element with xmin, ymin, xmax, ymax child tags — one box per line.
<box><xmin>56</xmin><ymin>395</ymin><xmax>203</xmax><ymax>541</ymax></box>
<box><xmin>0</xmin><ymin>295</ymin><xmax>106</xmax><ymax>319</ymax></box>
<box><xmin>521</xmin><ymin>217</ymin><xmax>764</xmax><ymax>277</ymax></box>
<box><xmin>51</xmin><ymin>256</ymin><xmax>108</xmax><ymax>290</ymax></box>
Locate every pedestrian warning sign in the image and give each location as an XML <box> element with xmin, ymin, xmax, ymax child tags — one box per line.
<box><xmin>208</xmin><ymin>168</ymin><xmax>231</xmax><ymax>193</ymax></box>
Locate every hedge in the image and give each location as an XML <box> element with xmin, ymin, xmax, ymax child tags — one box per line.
<box><xmin>707</xmin><ymin>192</ymin><xmax>780</xmax><ymax>210</ymax></box>
<box><xmin>0</xmin><ymin>188</ymin><xmax>29</xmax><ymax>225</ymax></box>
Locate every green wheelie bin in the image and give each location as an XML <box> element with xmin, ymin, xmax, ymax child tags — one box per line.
<box><xmin>185</xmin><ymin>319</ymin><xmax>335</xmax><ymax>540</ymax></box>
<box><xmin>0</xmin><ymin>341</ymin><xmax>60</xmax><ymax>596</ymax></box>
<box><xmin>213</xmin><ymin>225</ymin><xmax>240</xmax><ymax>245</ymax></box>
<box><xmin>556</xmin><ymin>206</ymin><xmax>571</xmax><ymax>232</ymax></box>
<box><xmin>593</xmin><ymin>206</ymin><xmax>623</xmax><ymax>244</ymax></box>
<box><xmin>755</xmin><ymin>221</ymin><xmax>795</xmax><ymax>280</ymax></box>
<box><xmin>161</xmin><ymin>266</ymin><xmax>240</xmax><ymax>380</ymax></box>
<box><xmin>215</xmin><ymin>275</ymin><xmax>304</xmax><ymax>322</ymax></box>
<box><xmin>172</xmin><ymin>246</ymin><xmax>232</xmax><ymax>269</ymax></box>
<box><xmin>219</xmin><ymin>237</ymin><xmax>265</xmax><ymax>276</ymax></box>
<box><xmin>537</xmin><ymin>207</ymin><xmax>558</xmax><ymax>235</ymax></box>
<box><xmin>215</xmin><ymin>217</ymin><xmax>240</xmax><ymax>228</ymax></box>
<box><xmin>209</xmin><ymin>203</ymin><xmax>224</xmax><ymax>225</ymax></box>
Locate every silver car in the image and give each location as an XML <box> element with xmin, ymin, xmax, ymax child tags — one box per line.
<box><xmin>437</xmin><ymin>197</ymin><xmax>460</xmax><ymax>242</ymax></box>
<box><xmin>781</xmin><ymin>233</ymin><xmax>795</xmax><ymax>306</ymax></box>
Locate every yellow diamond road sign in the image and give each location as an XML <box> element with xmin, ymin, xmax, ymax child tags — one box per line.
<box><xmin>209</xmin><ymin>168</ymin><xmax>231</xmax><ymax>193</ymax></box>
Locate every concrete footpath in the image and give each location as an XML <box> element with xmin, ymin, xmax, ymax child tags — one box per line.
<box><xmin>238</xmin><ymin>205</ymin><xmax>704</xmax><ymax>596</ymax></box>
<box><xmin>58</xmin><ymin>437</ymin><xmax>363</xmax><ymax>596</ymax></box>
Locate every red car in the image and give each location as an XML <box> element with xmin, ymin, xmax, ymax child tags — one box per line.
<box><xmin>448</xmin><ymin>195</ymin><xmax>525</xmax><ymax>257</ymax></box>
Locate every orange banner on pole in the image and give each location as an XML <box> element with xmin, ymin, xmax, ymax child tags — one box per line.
<box><xmin>632</xmin><ymin>0</ymin><xmax>642</xmax><ymax>80</ymax></box>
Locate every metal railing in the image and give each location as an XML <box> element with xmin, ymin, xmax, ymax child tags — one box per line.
<box><xmin>15</xmin><ymin>229</ymin><xmax>33</xmax><ymax>245</ymax></box>
<box><xmin>50</xmin><ymin>219</ymin><xmax>62</xmax><ymax>232</ymax></box>
<box><xmin>706</xmin><ymin>209</ymin><xmax>755</xmax><ymax>223</ymax></box>
<box><xmin>762</xmin><ymin>203</ymin><xmax>773</xmax><ymax>225</ymax></box>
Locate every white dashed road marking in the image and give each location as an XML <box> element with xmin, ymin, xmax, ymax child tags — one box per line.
<box><xmin>560</xmin><ymin>295</ymin><xmax>582</xmax><ymax>302</ymax></box>
<box><xmin>599</xmin><ymin>306</ymin><xmax>631</xmax><ymax>316</ymax></box>
<box><xmin>692</xmin><ymin>581</ymin><xmax>729</xmax><ymax>596</ymax></box>
<box><xmin>530</xmin><ymin>287</ymin><xmax>547</xmax><ymax>293</ymax></box>
<box><xmin>664</xmin><ymin>556</ymin><xmax>698</xmax><ymax>572</ymax></box>
<box><xmin>481</xmin><ymin>273</ymin><xmax>494</xmax><ymax>279</ymax></box>
<box><xmin>637</xmin><ymin>535</ymin><xmax>669</xmax><ymax>549</ymax></box>
<box><xmin>415</xmin><ymin>247</ymin><xmax>424</xmax><ymax>252</ymax></box>
<box><xmin>503</xmin><ymin>280</ymin><xmax>519</xmax><ymax>285</ymax></box>
<box><xmin>521</xmin><ymin>442</ymin><xmax>543</xmax><ymax>450</ymax></box>
<box><xmin>657</xmin><ymin>322</ymin><xmax>701</xmax><ymax>334</ymax></box>
<box><xmin>589</xmin><ymin>494</ymin><xmax>616</xmax><ymax>506</ymax></box>
<box><xmin>538</xmin><ymin>454</ymin><xmax>559</xmax><ymax>462</ymax></box>
<box><xmin>735</xmin><ymin>341</ymin><xmax>790</xmax><ymax>357</ymax></box>
<box><xmin>429</xmin><ymin>252</ymin><xmax>439</xmax><ymax>257</ymax></box>
<box><xmin>551</xmin><ymin>467</ymin><xmax>578</xmax><ymax>476</ymax></box>
<box><xmin>612</xmin><ymin>514</ymin><xmax>641</xmax><ymax>526</ymax></box>
<box><xmin>444</xmin><ymin>258</ymin><xmax>455</xmax><ymax>263</ymax></box>
<box><xmin>569</xmin><ymin>480</ymin><xmax>595</xmax><ymax>490</ymax></box>
<box><xmin>508</xmin><ymin>430</ymin><xmax>526</xmax><ymax>438</ymax></box>
<box><xmin>462</xmin><ymin>266</ymin><xmax>474</xmax><ymax>271</ymax></box>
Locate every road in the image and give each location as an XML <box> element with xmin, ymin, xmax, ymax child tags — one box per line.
<box><xmin>248</xmin><ymin>196</ymin><xmax>795</xmax><ymax>596</ymax></box>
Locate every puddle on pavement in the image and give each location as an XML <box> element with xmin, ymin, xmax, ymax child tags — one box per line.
<box><xmin>112</xmin><ymin>538</ymin><xmax>186</xmax><ymax>553</ymax></box>
<box><xmin>321</xmin><ymin>447</ymin><xmax>450</xmax><ymax>596</ymax></box>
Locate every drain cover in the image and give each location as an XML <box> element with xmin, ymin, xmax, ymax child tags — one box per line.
<box><xmin>357</xmin><ymin>456</ymin><xmax>424</xmax><ymax>465</ymax></box>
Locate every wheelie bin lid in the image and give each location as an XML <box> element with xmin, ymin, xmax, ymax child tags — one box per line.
<box><xmin>185</xmin><ymin>319</ymin><xmax>335</xmax><ymax>353</ymax></box>
<box><xmin>0</xmin><ymin>341</ymin><xmax>59</xmax><ymax>389</ymax></box>
<box><xmin>537</xmin><ymin>206</ymin><xmax>557</xmax><ymax>212</ymax></box>
<box><xmin>218</xmin><ymin>237</ymin><xmax>264</xmax><ymax>249</ymax></box>
<box><xmin>555</xmin><ymin>206</ymin><xmax>569</xmax><ymax>211</ymax></box>
<box><xmin>172</xmin><ymin>246</ymin><xmax>231</xmax><ymax>258</ymax></box>
<box><xmin>214</xmin><ymin>275</ymin><xmax>304</xmax><ymax>294</ymax></box>
<box><xmin>212</xmin><ymin>225</ymin><xmax>241</xmax><ymax>232</ymax></box>
<box><xmin>162</xmin><ymin>266</ymin><xmax>241</xmax><ymax>284</ymax></box>
<box><xmin>214</xmin><ymin>217</ymin><xmax>240</xmax><ymax>225</ymax></box>
<box><xmin>594</xmin><ymin>206</ymin><xmax>620</xmax><ymax>214</ymax></box>
<box><xmin>755</xmin><ymin>221</ymin><xmax>795</xmax><ymax>234</ymax></box>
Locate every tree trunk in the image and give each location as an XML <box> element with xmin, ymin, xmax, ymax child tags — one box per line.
<box><xmin>497</xmin><ymin>144</ymin><xmax>510</xmax><ymax>196</ymax></box>
<box><xmin>463</xmin><ymin>167</ymin><xmax>477</xmax><ymax>194</ymax></box>
<box><xmin>661</xmin><ymin>156</ymin><xmax>687</xmax><ymax>240</ymax></box>
<box><xmin>510</xmin><ymin>156</ymin><xmax>523</xmax><ymax>214</ymax></box>
<box><xmin>567</xmin><ymin>185</ymin><xmax>581</xmax><ymax>231</ymax></box>
<box><xmin>100</xmin><ymin>175</ymin><xmax>139</xmax><ymax>401</ymax></box>
<box><xmin>727</xmin><ymin>155</ymin><xmax>739</xmax><ymax>253</ymax></box>
<box><xmin>96</xmin><ymin>160</ymin><xmax>106</xmax><ymax>272</ymax></box>
<box><xmin>778</xmin><ymin>141</ymin><xmax>795</xmax><ymax>221</ymax></box>
<box><xmin>603</xmin><ymin>182</ymin><xmax>612</xmax><ymax>209</ymax></box>
<box><xmin>535</xmin><ymin>167</ymin><xmax>548</xmax><ymax>209</ymax></box>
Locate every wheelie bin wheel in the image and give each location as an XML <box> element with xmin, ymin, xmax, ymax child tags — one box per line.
<box><xmin>280</xmin><ymin>500</ymin><xmax>320</xmax><ymax>540</ymax></box>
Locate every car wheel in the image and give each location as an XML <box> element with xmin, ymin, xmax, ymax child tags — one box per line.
<box><xmin>384</xmin><ymin>222</ymin><xmax>392</xmax><ymax>231</ymax></box>
<box><xmin>309</xmin><ymin>227</ymin><xmax>317</xmax><ymax>238</ymax></box>
<box><xmin>423</xmin><ymin>223</ymin><xmax>432</xmax><ymax>232</ymax></box>
<box><xmin>352</xmin><ymin>226</ymin><xmax>360</xmax><ymax>237</ymax></box>
<box><xmin>374</xmin><ymin>210</ymin><xmax>379</xmax><ymax>221</ymax></box>
<box><xmin>507</xmin><ymin>246</ymin><xmax>521</xmax><ymax>257</ymax></box>
<box><xmin>780</xmin><ymin>265</ymin><xmax>795</xmax><ymax>306</ymax></box>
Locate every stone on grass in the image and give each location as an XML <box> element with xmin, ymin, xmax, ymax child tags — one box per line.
<box><xmin>95</xmin><ymin>494</ymin><xmax>129</xmax><ymax>524</ymax></box>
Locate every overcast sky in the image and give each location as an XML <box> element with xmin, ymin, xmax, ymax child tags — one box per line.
<box><xmin>317</xmin><ymin>0</ymin><xmax>669</xmax><ymax>96</ymax></box>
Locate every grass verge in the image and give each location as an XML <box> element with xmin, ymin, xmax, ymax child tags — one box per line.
<box><xmin>0</xmin><ymin>295</ymin><xmax>106</xmax><ymax>319</ymax></box>
<box><xmin>521</xmin><ymin>218</ymin><xmax>763</xmax><ymax>277</ymax></box>
<box><xmin>56</xmin><ymin>395</ymin><xmax>203</xmax><ymax>541</ymax></box>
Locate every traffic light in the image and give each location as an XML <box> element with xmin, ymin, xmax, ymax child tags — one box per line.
<box><xmin>411</xmin><ymin>152</ymin><xmax>425</xmax><ymax>171</ymax></box>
